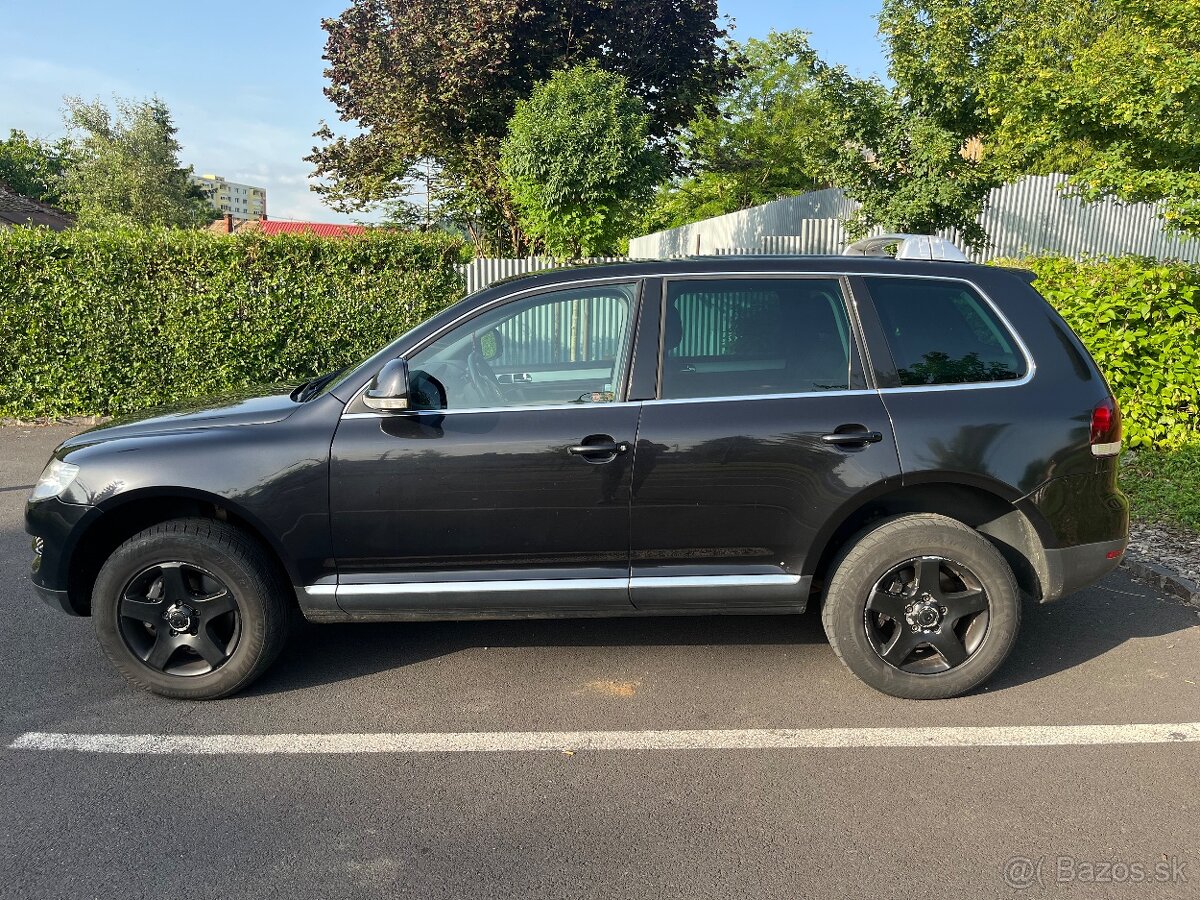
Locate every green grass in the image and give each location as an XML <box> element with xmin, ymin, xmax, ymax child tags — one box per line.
<box><xmin>1121</xmin><ymin>445</ymin><xmax>1200</xmax><ymax>532</ymax></box>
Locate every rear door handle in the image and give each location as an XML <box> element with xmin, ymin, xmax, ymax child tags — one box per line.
<box><xmin>821</xmin><ymin>430</ymin><xmax>883</xmax><ymax>446</ymax></box>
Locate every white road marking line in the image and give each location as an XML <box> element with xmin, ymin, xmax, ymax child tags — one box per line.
<box><xmin>9</xmin><ymin>723</ymin><xmax>1200</xmax><ymax>754</ymax></box>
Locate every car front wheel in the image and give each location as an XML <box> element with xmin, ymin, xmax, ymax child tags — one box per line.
<box><xmin>93</xmin><ymin>518</ymin><xmax>291</xmax><ymax>700</ymax></box>
<box><xmin>821</xmin><ymin>513</ymin><xmax>1021</xmax><ymax>700</ymax></box>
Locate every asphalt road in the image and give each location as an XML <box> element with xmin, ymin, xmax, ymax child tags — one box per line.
<box><xmin>3</xmin><ymin>424</ymin><xmax>1200</xmax><ymax>899</ymax></box>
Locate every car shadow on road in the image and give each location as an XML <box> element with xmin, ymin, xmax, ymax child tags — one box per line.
<box><xmin>985</xmin><ymin>569</ymin><xmax>1198</xmax><ymax>693</ymax></box>
<box><xmin>246</xmin><ymin>569</ymin><xmax>1198</xmax><ymax>698</ymax></box>
<box><xmin>248</xmin><ymin>610</ymin><xmax>828</xmax><ymax>697</ymax></box>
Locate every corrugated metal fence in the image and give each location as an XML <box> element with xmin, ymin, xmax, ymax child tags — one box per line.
<box><xmin>492</xmin><ymin>290</ymin><xmax>631</xmax><ymax>365</ymax></box>
<box><xmin>455</xmin><ymin>174</ymin><xmax>1200</xmax><ymax>294</ymax></box>
<box><xmin>628</xmin><ymin>174</ymin><xmax>1200</xmax><ymax>262</ymax></box>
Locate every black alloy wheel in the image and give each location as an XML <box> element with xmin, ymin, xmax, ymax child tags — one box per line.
<box><xmin>93</xmin><ymin>517</ymin><xmax>292</xmax><ymax>699</ymax></box>
<box><xmin>821</xmin><ymin>513</ymin><xmax>1021</xmax><ymax>700</ymax></box>
<box><xmin>118</xmin><ymin>561</ymin><xmax>241</xmax><ymax>676</ymax></box>
<box><xmin>863</xmin><ymin>555</ymin><xmax>990</xmax><ymax>673</ymax></box>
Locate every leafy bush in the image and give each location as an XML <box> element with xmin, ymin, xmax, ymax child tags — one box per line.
<box><xmin>1003</xmin><ymin>256</ymin><xmax>1200</xmax><ymax>450</ymax></box>
<box><xmin>0</xmin><ymin>227</ymin><xmax>466</xmax><ymax>418</ymax></box>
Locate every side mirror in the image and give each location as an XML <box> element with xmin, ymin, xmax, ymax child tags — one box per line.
<box><xmin>363</xmin><ymin>358</ymin><xmax>411</xmax><ymax>411</ymax></box>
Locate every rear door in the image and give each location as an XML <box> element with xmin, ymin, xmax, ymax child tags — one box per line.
<box><xmin>629</xmin><ymin>275</ymin><xmax>902</xmax><ymax>612</ymax></box>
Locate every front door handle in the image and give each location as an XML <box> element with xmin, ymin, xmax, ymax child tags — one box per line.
<box><xmin>567</xmin><ymin>437</ymin><xmax>630</xmax><ymax>457</ymax></box>
<box><xmin>821</xmin><ymin>430</ymin><xmax>884</xmax><ymax>446</ymax></box>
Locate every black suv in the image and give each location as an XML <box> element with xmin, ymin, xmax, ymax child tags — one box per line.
<box><xmin>26</xmin><ymin>248</ymin><xmax>1128</xmax><ymax>700</ymax></box>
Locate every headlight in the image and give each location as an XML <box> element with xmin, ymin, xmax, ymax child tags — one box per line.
<box><xmin>30</xmin><ymin>459</ymin><xmax>80</xmax><ymax>502</ymax></box>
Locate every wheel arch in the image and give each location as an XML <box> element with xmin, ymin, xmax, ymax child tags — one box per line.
<box><xmin>63</xmin><ymin>488</ymin><xmax>296</xmax><ymax>616</ymax></box>
<box><xmin>806</xmin><ymin>477</ymin><xmax>1052</xmax><ymax>606</ymax></box>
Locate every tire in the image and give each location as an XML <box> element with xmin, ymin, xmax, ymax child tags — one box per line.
<box><xmin>93</xmin><ymin>518</ymin><xmax>291</xmax><ymax>700</ymax></box>
<box><xmin>821</xmin><ymin>513</ymin><xmax>1020</xmax><ymax>700</ymax></box>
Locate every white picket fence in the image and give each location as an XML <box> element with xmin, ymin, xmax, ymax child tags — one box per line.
<box><xmin>457</xmin><ymin>256</ymin><xmax>625</xmax><ymax>294</ymax></box>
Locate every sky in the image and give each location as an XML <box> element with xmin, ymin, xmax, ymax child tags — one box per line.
<box><xmin>0</xmin><ymin>1</ymin><xmax>887</xmax><ymax>224</ymax></box>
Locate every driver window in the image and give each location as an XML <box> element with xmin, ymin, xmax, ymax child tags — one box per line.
<box><xmin>406</xmin><ymin>282</ymin><xmax>638</xmax><ymax>411</ymax></box>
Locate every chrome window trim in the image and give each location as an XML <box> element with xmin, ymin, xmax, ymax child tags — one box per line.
<box><xmin>341</xmin><ymin>401</ymin><xmax>643</xmax><ymax>419</ymax></box>
<box><xmin>341</xmin><ymin>378</ymin><xmax>1028</xmax><ymax>418</ymax></box>
<box><xmin>642</xmin><ymin>389</ymin><xmax>871</xmax><ymax>407</ymax></box>
<box><xmin>875</xmin><ymin>376</ymin><xmax>1031</xmax><ymax>395</ymax></box>
<box><xmin>340</xmin><ymin>269</ymin><xmax>1037</xmax><ymax>419</ymax></box>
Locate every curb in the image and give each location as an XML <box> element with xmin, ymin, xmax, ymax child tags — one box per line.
<box><xmin>1122</xmin><ymin>555</ymin><xmax>1200</xmax><ymax>608</ymax></box>
<box><xmin>1</xmin><ymin>416</ymin><xmax>109</xmax><ymax>428</ymax></box>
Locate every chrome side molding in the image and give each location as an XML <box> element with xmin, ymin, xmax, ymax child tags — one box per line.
<box><xmin>303</xmin><ymin>573</ymin><xmax>802</xmax><ymax>602</ymax></box>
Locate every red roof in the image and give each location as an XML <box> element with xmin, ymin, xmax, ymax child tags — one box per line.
<box><xmin>253</xmin><ymin>221</ymin><xmax>368</xmax><ymax>238</ymax></box>
<box><xmin>0</xmin><ymin>182</ymin><xmax>75</xmax><ymax>231</ymax></box>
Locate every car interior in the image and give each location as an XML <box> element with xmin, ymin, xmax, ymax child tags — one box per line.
<box><xmin>659</xmin><ymin>278</ymin><xmax>856</xmax><ymax>399</ymax></box>
<box><xmin>406</xmin><ymin>285</ymin><xmax>637</xmax><ymax>410</ymax></box>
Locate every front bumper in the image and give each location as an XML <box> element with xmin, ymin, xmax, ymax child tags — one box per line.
<box><xmin>25</xmin><ymin>495</ymin><xmax>95</xmax><ymax>616</ymax></box>
<box><xmin>31</xmin><ymin>581</ymin><xmax>76</xmax><ymax>615</ymax></box>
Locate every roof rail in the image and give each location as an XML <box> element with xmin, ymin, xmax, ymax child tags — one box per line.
<box><xmin>842</xmin><ymin>234</ymin><xmax>969</xmax><ymax>262</ymax></box>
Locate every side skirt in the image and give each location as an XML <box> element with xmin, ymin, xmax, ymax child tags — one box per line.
<box><xmin>295</xmin><ymin>574</ymin><xmax>812</xmax><ymax>623</ymax></box>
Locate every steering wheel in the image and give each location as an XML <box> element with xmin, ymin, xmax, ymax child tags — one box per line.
<box><xmin>466</xmin><ymin>337</ymin><xmax>507</xmax><ymax>406</ymax></box>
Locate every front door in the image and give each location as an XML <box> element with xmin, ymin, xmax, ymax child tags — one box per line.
<box><xmin>330</xmin><ymin>280</ymin><xmax>644</xmax><ymax>617</ymax></box>
<box><xmin>629</xmin><ymin>275</ymin><xmax>902</xmax><ymax>611</ymax></box>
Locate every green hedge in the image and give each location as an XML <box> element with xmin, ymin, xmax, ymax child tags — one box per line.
<box><xmin>2</xmin><ymin>232</ymin><xmax>1198</xmax><ymax>450</ymax></box>
<box><xmin>1000</xmin><ymin>256</ymin><xmax>1200</xmax><ymax>450</ymax></box>
<box><xmin>0</xmin><ymin>227</ymin><xmax>466</xmax><ymax>418</ymax></box>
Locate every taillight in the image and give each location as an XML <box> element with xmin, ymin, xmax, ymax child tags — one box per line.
<box><xmin>1090</xmin><ymin>398</ymin><xmax>1122</xmax><ymax>456</ymax></box>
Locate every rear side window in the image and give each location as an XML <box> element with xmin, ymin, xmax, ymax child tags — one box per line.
<box><xmin>661</xmin><ymin>278</ymin><xmax>861</xmax><ymax>400</ymax></box>
<box><xmin>864</xmin><ymin>277</ymin><xmax>1027</xmax><ymax>386</ymax></box>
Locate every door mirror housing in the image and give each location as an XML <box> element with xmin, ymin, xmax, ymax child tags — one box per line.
<box><xmin>364</xmin><ymin>358</ymin><xmax>411</xmax><ymax>411</ymax></box>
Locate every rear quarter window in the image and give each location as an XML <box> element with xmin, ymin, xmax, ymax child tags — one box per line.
<box><xmin>864</xmin><ymin>277</ymin><xmax>1027</xmax><ymax>386</ymax></box>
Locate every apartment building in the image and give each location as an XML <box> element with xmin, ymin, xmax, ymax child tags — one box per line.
<box><xmin>190</xmin><ymin>173</ymin><xmax>267</xmax><ymax>221</ymax></box>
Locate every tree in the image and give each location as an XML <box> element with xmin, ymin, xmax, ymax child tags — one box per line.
<box><xmin>880</xmin><ymin>0</ymin><xmax>1200</xmax><ymax>235</ymax></box>
<box><xmin>309</xmin><ymin>0</ymin><xmax>734</xmax><ymax>254</ymax></box>
<box><xmin>811</xmin><ymin>67</ymin><xmax>995</xmax><ymax>247</ymax></box>
<box><xmin>0</xmin><ymin>130</ymin><xmax>74</xmax><ymax>205</ymax></box>
<box><xmin>642</xmin><ymin>28</ymin><xmax>995</xmax><ymax>245</ymax></box>
<box><xmin>645</xmin><ymin>31</ymin><xmax>836</xmax><ymax>232</ymax></box>
<box><xmin>500</xmin><ymin>65</ymin><xmax>664</xmax><ymax>258</ymax></box>
<box><xmin>59</xmin><ymin>96</ymin><xmax>215</xmax><ymax>229</ymax></box>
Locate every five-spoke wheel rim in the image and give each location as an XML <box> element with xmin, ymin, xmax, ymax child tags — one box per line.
<box><xmin>863</xmin><ymin>556</ymin><xmax>990</xmax><ymax>674</ymax></box>
<box><xmin>117</xmin><ymin>562</ymin><xmax>241</xmax><ymax>677</ymax></box>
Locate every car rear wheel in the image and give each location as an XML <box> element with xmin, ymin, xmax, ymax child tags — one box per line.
<box><xmin>93</xmin><ymin>518</ymin><xmax>291</xmax><ymax>699</ymax></box>
<box><xmin>821</xmin><ymin>513</ymin><xmax>1021</xmax><ymax>700</ymax></box>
